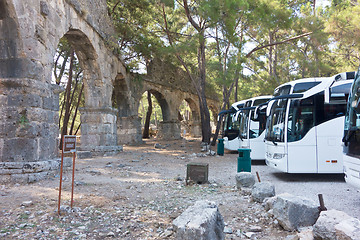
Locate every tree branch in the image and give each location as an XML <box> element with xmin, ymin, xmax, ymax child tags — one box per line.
<box><xmin>246</xmin><ymin>32</ymin><xmax>313</xmax><ymax>58</ymax></box>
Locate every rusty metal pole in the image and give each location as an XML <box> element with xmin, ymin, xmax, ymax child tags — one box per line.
<box><xmin>256</xmin><ymin>171</ymin><xmax>261</xmax><ymax>182</ymax></box>
<box><xmin>70</xmin><ymin>151</ymin><xmax>76</xmax><ymax>208</ymax></box>
<box><xmin>318</xmin><ymin>194</ymin><xmax>327</xmax><ymax>212</ymax></box>
<box><xmin>58</xmin><ymin>138</ymin><xmax>65</xmax><ymax>215</ymax></box>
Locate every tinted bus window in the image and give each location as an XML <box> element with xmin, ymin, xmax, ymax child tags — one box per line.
<box><xmin>293</xmin><ymin>82</ymin><xmax>321</xmax><ymax>93</ymax></box>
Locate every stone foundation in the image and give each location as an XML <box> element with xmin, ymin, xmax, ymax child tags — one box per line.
<box><xmin>0</xmin><ymin>78</ymin><xmax>62</xmax><ymax>163</ymax></box>
<box><xmin>80</xmin><ymin>107</ymin><xmax>123</xmax><ymax>154</ymax></box>
<box><xmin>117</xmin><ymin>116</ymin><xmax>143</xmax><ymax>145</ymax></box>
<box><xmin>190</xmin><ymin>122</ymin><xmax>202</xmax><ymax>137</ymax></box>
<box><xmin>0</xmin><ymin>158</ymin><xmax>72</xmax><ymax>183</ymax></box>
<box><xmin>158</xmin><ymin>120</ymin><xmax>181</xmax><ymax>140</ymax></box>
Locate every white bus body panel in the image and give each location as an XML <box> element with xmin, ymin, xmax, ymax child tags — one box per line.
<box><xmin>316</xmin><ymin>117</ymin><xmax>345</xmax><ymax>173</ymax></box>
<box><xmin>224</xmin><ymin>137</ymin><xmax>240</xmax><ymax>151</ymax></box>
<box><xmin>343</xmin><ymin>154</ymin><xmax>360</xmax><ymax>189</ymax></box>
<box><xmin>265</xmin><ymin>142</ymin><xmax>287</xmax><ymax>172</ymax></box>
<box><xmin>287</xmin><ymin>128</ymin><xmax>317</xmax><ymax>173</ymax></box>
<box><xmin>249</xmin><ymin>130</ymin><xmax>266</xmax><ymax>160</ymax></box>
<box><xmin>266</xmin><ymin>128</ymin><xmax>317</xmax><ymax>173</ymax></box>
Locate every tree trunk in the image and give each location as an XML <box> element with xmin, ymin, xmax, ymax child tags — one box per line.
<box><xmin>198</xmin><ymin>32</ymin><xmax>211</xmax><ymax>144</ymax></box>
<box><xmin>69</xmin><ymin>83</ymin><xmax>84</xmax><ymax>135</ymax></box>
<box><xmin>142</xmin><ymin>91</ymin><xmax>152</xmax><ymax>138</ymax></box>
<box><xmin>59</xmin><ymin>49</ymin><xmax>75</xmax><ymax>149</ymax></box>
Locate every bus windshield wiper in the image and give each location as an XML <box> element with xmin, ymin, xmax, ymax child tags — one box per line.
<box><xmin>272</xmin><ymin>140</ymin><xmax>278</xmax><ymax>146</ymax></box>
<box><xmin>239</xmin><ymin>135</ymin><xmax>244</xmax><ymax>141</ymax></box>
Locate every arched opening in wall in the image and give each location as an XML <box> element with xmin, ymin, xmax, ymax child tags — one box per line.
<box><xmin>112</xmin><ymin>75</ymin><xmax>130</xmax><ymax>117</ymax></box>
<box><xmin>179</xmin><ymin>99</ymin><xmax>200</xmax><ymax>137</ymax></box>
<box><xmin>52</xmin><ymin>29</ymin><xmax>100</xmax><ymax>150</ymax></box>
<box><xmin>52</xmin><ymin>38</ymin><xmax>84</xmax><ymax>149</ymax></box>
<box><xmin>179</xmin><ymin>100</ymin><xmax>191</xmax><ymax>137</ymax></box>
<box><xmin>138</xmin><ymin>90</ymin><xmax>164</xmax><ymax>138</ymax></box>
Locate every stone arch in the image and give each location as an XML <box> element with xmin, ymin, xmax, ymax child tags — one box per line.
<box><xmin>135</xmin><ymin>86</ymin><xmax>181</xmax><ymax>140</ymax></box>
<box><xmin>55</xmin><ymin>29</ymin><xmax>104</xmax><ymax>108</ymax></box>
<box><xmin>51</xmin><ymin>29</ymin><xmax>119</xmax><ymax>153</ymax></box>
<box><xmin>113</xmin><ymin>74</ymin><xmax>143</xmax><ymax>145</ymax></box>
<box><xmin>147</xmin><ymin>89</ymin><xmax>171</xmax><ymax>122</ymax></box>
<box><xmin>179</xmin><ymin>97</ymin><xmax>201</xmax><ymax>137</ymax></box>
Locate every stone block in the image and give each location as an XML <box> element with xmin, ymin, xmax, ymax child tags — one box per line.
<box><xmin>235</xmin><ymin>172</ymin><xmax>255</xmax><ymax>189</ymax></box>
<box><xmin>335</xmin><ymin>216</ymin><xmax>360</xmax><ymax>239</ymax></box>
<box><xmin>173</xmin><ymin>200</ymin><xmax>225</xmax><ymax>240</ymax></box>
<box><xmin>77</xmin><ymin>151</ymin><xmax>92</xmax><ymax>159</ymax></box>
<box><xmin>2</xmin><ymin>138</ymin><xmax>38</xmax><ymax>162</ymax></box>
<box><xmin>7</xmin><ymin>94</ymin><xmax>42</xmax><ymax>108</ymax></box>
<box><xmin>272</xmin><ymin>193</ymin><xmax>320</xmax><ymax>231</ymax></box>
<box><xmin>42</xmin><ymin>97</ymin><xmax>59</xmax><ymax>111</ymax></box>
<box><xmin>251</xmin><ymin>182</ymin><xmax>275</xmax><ymax>203</ymax></box>
<box><xmin>313</xmin><ymin>209</ymin><xmax>352</xmax><ymax>240</ymax></box>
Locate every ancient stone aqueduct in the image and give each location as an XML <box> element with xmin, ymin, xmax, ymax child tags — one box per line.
<box><xmin>0</xmin><ymin>0</ymin><xmax>219</xmax><ymax>182</ymax></box>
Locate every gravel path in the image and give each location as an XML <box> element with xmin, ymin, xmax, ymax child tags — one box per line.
<box><xmin>1</xmin><ymin>138</ymin><xmax>359</xmax><ymax>239</ymax></box>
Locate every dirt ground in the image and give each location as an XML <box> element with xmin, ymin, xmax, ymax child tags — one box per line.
<box><xmin>0</xmin><ymin>138</ymin><xmax>295</xmax><ymax>239</ymax></box>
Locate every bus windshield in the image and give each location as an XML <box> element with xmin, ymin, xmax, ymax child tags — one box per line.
<box><xmin>224</xmin><ymin>112</ymin><xmax>240</xmax><ymax>140</ymax></box>
<box><xmin>287</xmin><ymin>97</ymin><xmax>315</xmax><ymax>142</ymax></box>
<box><xmin>238</xmin><ymin>110</ymin><xmax>249</xmax><ymax>140</ymax></box>
<box><xmin>344</xmin><ymin>71</ymin><xmax>360</xmax><ymax>157</ymax></box>
<box><xmin>265</xmin><ymin>99</ymin><xmax>288</xmax><ymax>142</ymax></box>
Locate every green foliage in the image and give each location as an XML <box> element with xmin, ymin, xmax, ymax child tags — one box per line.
<box><xmin>108</xmin><ymin>0</ymin><xmax>360</xmax><ymax>112</ymax></box>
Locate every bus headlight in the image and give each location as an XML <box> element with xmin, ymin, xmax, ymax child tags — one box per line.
<box><xmin>273</xmin><ymin>153</ymin><xmax>286</xmax><ymax>159</ymax></box>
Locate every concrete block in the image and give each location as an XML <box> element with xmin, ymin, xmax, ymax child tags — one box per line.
<box><xmin>273</xmin><ymin>193</ymin><xmax>320</xmax><ymax>231</ymax></box>
<box><xmin>251</xmin><ymin>182</ymin><xmax>275</xmax><ymax>203</ymax></box>
<box><xmin>313</xmin><ymin>209</ymin><xmax>352</xmax><ymax>240</ymax></box>
<box><xmin>173</xmin><ymin>200</ymin><xmax>225</xmax><ymax>240</ymax></box>
<box><xmin>335</xmin><ymin>216</ymin><xmax>360</xmax><ymax>240</ymax></box>
<box><xmin>235</xmin><ymin>172</ymin><xmax>255</xmax><ymax>189</ymax></box>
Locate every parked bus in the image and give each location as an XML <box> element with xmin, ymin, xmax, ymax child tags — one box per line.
<box><xmin>343</xmin><ymin>67</ymin><xmax>360</xmax><ymax>188</ymax></box>
<box><xmin>265</xmin><ymin>72</ymin><xmax>355</xmax><ymax>173</ymax></box>
<box><xmin>220</xmin><ymin>96</ymin><xmax>271</xmax><ymax>158</ymax></box>
<box><xmin>237</xmin><ymin>96</ymin><xmax>272</xmax><ymax>159</ymax></box>
<box><xmin>219</xmin><ymin>100</ymin><xmax>246</xmax><ymax>151</ymax></box>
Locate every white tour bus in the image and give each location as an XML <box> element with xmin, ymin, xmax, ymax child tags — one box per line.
<box><xmin>221</xmin><ymin>96</ymin><xmax>271</xmax><ymax>156</ymax></box>
<box><xmin>343</xmin><ymin>67</ymin><xmax>360</xmax><ymax>188</ymax></box>
<box><xmin>265</xmin><ymin>72</ymin><xmax>355</xmax><ymax>173</ymax></box>
<box><xmin>220</xmin><ymin>100</ymin><xmax>246</xmax><ymax>151</ymax></box>
<box><xmin>237</xmin><ymin>96</ymin><xmax>272</xmax><ymax>159</ymax></box>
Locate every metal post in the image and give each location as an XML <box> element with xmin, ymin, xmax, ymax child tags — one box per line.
<box><xmin>70</xmin><ymin>151</ymin><xmax>76</xmax><ymax>208</ymax></box>
<box><xmin>58</xmin><ymin>138</ymin><xmax>65</xmax><ymax>215</ymax></box>
<box><xmin>318</xmin><ymin>194</ymin><xmax>327</xmax><ymax>212</ymax></box>
<box><xmin>256</xmin><ymin>171</ymin><xmax>261</xmax><ymax>182</ymax></box>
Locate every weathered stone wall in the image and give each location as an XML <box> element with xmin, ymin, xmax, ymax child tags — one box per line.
<box><xmin>0</xmin><ymin>0</ymin><xmax>124</xmax><ymax>183</ymax></box>
<box><xmin>0</xmin><ymin>0</ymin><xmax>220</xmax><ymax>182</ymax></box>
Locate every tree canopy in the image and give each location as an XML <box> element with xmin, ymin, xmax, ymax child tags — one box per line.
<box><xmin>107</xmin><ymin>0</ymin><xmax>360</xmax><ymax>142</ymax></box>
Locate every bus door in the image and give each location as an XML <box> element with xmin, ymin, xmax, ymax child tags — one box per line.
<box><xmin>316</xmin><ymin>86</ymin><xmax>349</xmax><ymax>173</ymax></box>
<box><xmin>286</xmin><ymin>97</ymin><xmax>317</xmax><ymax>173</ymax></box>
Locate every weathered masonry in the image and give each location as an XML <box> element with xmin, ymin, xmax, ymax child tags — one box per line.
<box><xmin>0</xmin><ymin>0</ymin><xmax>219</xmax><ymax>183</ymax></box>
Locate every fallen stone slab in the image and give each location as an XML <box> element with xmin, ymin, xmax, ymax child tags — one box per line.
<box><xmin>235</xmin><ymin>172</ymin><xmax>255</xmax><ymax>189</ymax></box>
<box><xmin>173</xmin><ymin>200</ymin><xmax>225</xmax><ymax>240</ymax></box>
<box><xmin>251</xmin><ymin>182</ymin><xmax>275</xmax><ymax>203</ymax></box>
<box><xmin>313</xmin><ymin>209</ymin><xmax>352</xmax><ymax>240</ymax></box>
<box><xmin>335</xmin><ymin>216</ymin><xmax>360</xmax><ymax>239</ymax></box>
<box><xmin>272</xmin><ymin>193</ymin><xmax>320</xmax><ymax>231</ymax></box>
